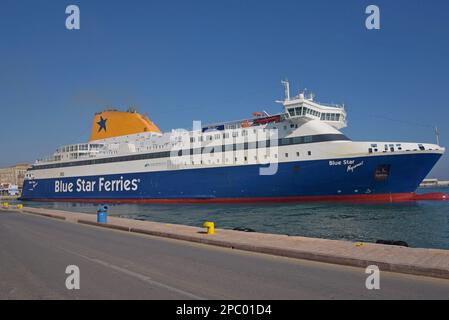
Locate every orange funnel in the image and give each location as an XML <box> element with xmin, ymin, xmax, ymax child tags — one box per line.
<box><xmin>90</xmin><ymin>109</ymin><xmax>161</xmax><ymax>141</ymax></box>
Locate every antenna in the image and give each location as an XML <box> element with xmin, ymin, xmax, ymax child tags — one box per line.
<box><xmin>281</xmin><ymin>79</ymin><xmax>290</xmax><ymax>101</ymax></box>
<box><xmin>435</xmin><ymin>126</ymin><xmax>440</xmax><ymax>146</ymax></box>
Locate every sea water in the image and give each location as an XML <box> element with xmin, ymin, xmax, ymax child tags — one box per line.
<box><xmin>23</xmin><ymin>188</ymin><xmax>449</xmax><ymax>250</ymax></box>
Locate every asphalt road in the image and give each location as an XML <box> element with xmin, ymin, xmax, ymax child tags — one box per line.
<box><xmin>1</xmin><ymin>210</ymin><xmax>449</xmax><ymax>300</ymax></box>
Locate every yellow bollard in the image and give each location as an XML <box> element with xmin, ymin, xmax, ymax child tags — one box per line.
<box><xmin>2</xmin><ymin>202</ymin><xmax>9</xmax><ymax>209</ymax></box>
<box><xmin>203</xmin><ymin>221</ymin><xmax>215</xmax><ymax>235</ymax></box>
<box><xmin>16</xmin><ymin>204</ymin><xmax>23</xmax><ymax>209</ymax></box>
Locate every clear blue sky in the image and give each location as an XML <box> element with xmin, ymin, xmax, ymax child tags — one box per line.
<box><xmin>1</xmin><ymin>0</ymin><xmax>449</xmax><ymax>178</ymax></box>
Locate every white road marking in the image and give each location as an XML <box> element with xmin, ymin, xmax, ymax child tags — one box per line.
<box><xmin>56</xmin><ymin>246</ymin><xmax>206</xmax><ymax>300</ymax></box>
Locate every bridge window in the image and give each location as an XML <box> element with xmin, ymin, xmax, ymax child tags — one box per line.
<box><xmin>288</xmin><ymin>108</ymin><xmax>295</xmax><ymax>116</ymax></box>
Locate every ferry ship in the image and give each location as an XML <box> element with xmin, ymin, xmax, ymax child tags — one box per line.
<box><xmin>21</xmin><ymin>81</ymin><xmax>447</xmax><ymax>203</ymax></box>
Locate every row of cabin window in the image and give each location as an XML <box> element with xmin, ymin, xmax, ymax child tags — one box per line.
<box><xmin>41</xmin><ymin>155</ymin><xmax>62</xmax><ymax>162</ymax></box>
<box><xmin>190</xmin><ymin>130</ymin><xmax>258</xmax><ymax>143</ymax></box>
<box><xmin>287</xmin><ymin>107</ymin><xmax>341</xmax><ymax>122</ymax></box>
<box><xmin>180</xmin><ymin>149</ymin><xmax>312</xmax><ymax>158</ymax></box>
<box><xmin>189</xmin><ymin>126</ymin><xmax>300</xmax><ymax>143</ymax></box>
<box><xmin>181</xmin><ymin>151</ymin><xmax>312</xmax><ymax>165</ymax></box>
<box><xmin>35</xmin><ymin>148</ymin><xmax>313</xmax><ymax>170</ymax></box>
<box><xmin>179</xmin><ymin>138</ymin><xmax>317</xmax><ymax>155</ymax></box>
<box><xmin>320</xmin><ymin>113</ymin><xmax>341</xmax><ymax>122</ymax></box>
<box><xmin>288</xmin><ymin>106</ymin><xmax>319</xmax><ymax>118</ymax></box>
<box><xmin>148</xmin><ymin>151</ymin><xmax>312</xmax><ymax>167</ymax></box>
<box><xmin>284</xmin><ymin>151</ymin><xmax>312</xmax><ymax>157</ymax></box>
<box><xmin>58</xmin><ymin>144</ymin><xmax>103</xmax><ymax>153</ymax></box>
<box><xmin>34</xmin><ymin>133</ymin><xmax>336</xmax><ymax>169</ymax></box>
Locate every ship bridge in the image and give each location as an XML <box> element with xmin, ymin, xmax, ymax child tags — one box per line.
<box><xmin>279</xmin><ymin>80</ymin><xmax>347</xmax><ymax>130</ymax></box>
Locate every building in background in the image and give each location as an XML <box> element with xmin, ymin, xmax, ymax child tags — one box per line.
<box><xmin>0</xmin><ymin>164</ymin><xmax>31</xmax><ymax>193</ymax></box>
<box><xmin>0</xmin><ymin>184</ymin><xmax>19</xmax><ymax>196</ymax></box>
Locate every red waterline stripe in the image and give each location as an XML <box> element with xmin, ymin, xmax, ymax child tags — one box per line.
<box><xmin>21</xmin><ymin>192</ymin><xmax>449</xmax><ymax>204</ymax></box>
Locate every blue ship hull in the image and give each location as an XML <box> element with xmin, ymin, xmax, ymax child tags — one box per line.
<box><xmin>20</xmin><ymin>153</ymin><xmax>442</xmax><ymax>203</ymax></box>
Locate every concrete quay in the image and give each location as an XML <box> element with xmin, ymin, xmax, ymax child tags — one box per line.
<box><xmin>0</xmin><ymin>196</ymin><xmax>19</xmax><ymax>201</ymax></box>
<box><xmin>2</xmin><ymin>205</ymin><xmax>449</xmax><ymax>281</ymax></box>
<box><xmin>2</xmin><ymin>209</ymin><xmax>449</xmax><ymax>299</ymax></box>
